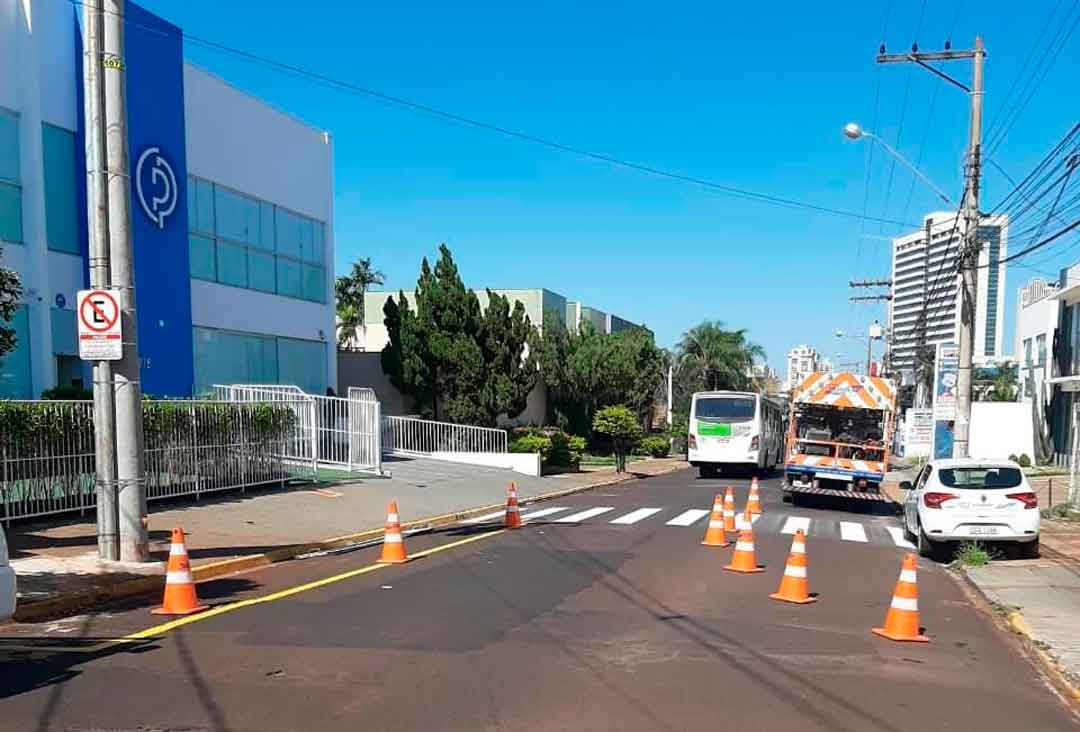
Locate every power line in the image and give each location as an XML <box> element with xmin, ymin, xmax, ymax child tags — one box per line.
<box><xmin>64</xmin><ymin>0</ymin><xmax>918</xmax><ymax>228</ymax></box>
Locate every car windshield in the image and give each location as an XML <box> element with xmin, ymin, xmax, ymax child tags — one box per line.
<box><xmin>694</xmin><ymin>397</ymin><xmax>755</xmax><ymax>423</ymax></box>
<box><xmin>937</xmin><ymin>466</ymin><xmax>1023</xmax><ymax>489</ymax></box>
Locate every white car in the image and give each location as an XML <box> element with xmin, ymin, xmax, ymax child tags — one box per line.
<box><xmin>901</xmin><ymin>458</ymin><xmax>1040</xmax><ymax>562</ymax></box>
<box><xmin>0</xmin><ymin>525</ymin><xmax>16</xmax><ymax>621</ymax></box>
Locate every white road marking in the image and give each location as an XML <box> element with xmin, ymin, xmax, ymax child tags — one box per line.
<box><xmin>666</xmin><ymin>509</ymin><xmax>711</xmax><ymax>526</ymax></box>
<box><xmin>556</xmin><ymin>507</ymin><xmax>615</xmax><ymax>523</ymax></box>
<box><xmin>781</xmin><ymin>516</ymin><xmax>811</xmax><ymax>535</ymax></box>
<box><xmin>462</xmin><ymin>510</ymin><xmax>506</xmax><ymax>524</ymax></box>
<box><xmin>887</xmin><ymin>526</ymin><xmax>915</xmax><ymax>549</ymax></box>
<box><xmin>840</xmin><ymin>521</ymin><xmax>868</xmax><ymax>543</ymax></box>
<box><xmin>520</xmin><ymin>507</ymin><xmax>569</xmax><ymax>521</ymax></box>
<box><xmin>610</xmin><ymin>508</ymin><xmax>664</xmax><ymax>525</ymax></box>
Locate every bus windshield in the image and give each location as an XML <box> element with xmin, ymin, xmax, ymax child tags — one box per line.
<box><xmin>694</xmin><ymin>397</ymin><xmax>756</xmax><ymax>423</ymax></box>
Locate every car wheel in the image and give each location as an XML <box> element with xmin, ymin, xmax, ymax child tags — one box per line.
<box><xmin>918</xmin><ymin>525</ymin><xmax>935</xmax><ymax>559</ymax></box>
<box><xmin>902</xmin><ymin>516</ymin><xmax>917</xmax><ymax>544</ymax></box>
<box><xmin>1020</xmin><ymin>538</ymin><xmax>1040</xmax><ymax>560</ymax></box>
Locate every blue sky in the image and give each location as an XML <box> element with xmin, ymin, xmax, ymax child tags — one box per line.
<box><xmin>139</xmin><ymin>0</ymin><xmax>1079</xmax><ymax>371</ymax></box>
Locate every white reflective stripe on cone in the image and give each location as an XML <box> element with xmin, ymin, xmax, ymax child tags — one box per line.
<box><xmin>708</xmin><ymin>520</ymin><xmax>724</xmax><ymax>529</ymax></box>
<box><xmin>387</xmin><ymin>513</ymin><xmax>400</xmax><ymax>523</ymax></box>
<box><xmin>784</xmin><ymin>565</ymin><xmax>807</xmax><ymax>578</ymax></box>
<box><xmin>506</xmin><ymin>506</ymin><xmax>520</xmax><ymax>513</ymax></box>
<box><xmin>890</xmin><ymin>596</ymin><xmax>918</xmax><ymax>611</ymax></box>
<box><xmin>384</xmin><ymin>533</ymin><xmax>403</xmax><ymax>544</ymax></box>
<box><xmin>790</xmin><ymin>542</ymin><xmax>806</xmax><ymax>554</ymax></box>
<box><xmin>735</xmin><ymin>542</ymin><xmax>755</xmax><ymax>552</ymax></box>
<box><xmin>899</xmin><ymin>569</ymin><xmax>917</xmax><ymax>584</ymax></box>
<box><xmin>169</xmin><ymin>544</ymin><xmax>187</xmax><ymax>557</ymax></box>
<box><xmin>166</xmin><ymin>571</ymin><xmax>193</xmax><ymax>584</ymax></box>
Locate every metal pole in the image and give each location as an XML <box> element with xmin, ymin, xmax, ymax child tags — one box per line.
<box><xmin>83</xmin><ymin>0</ymin><xmax>119</xmax><ymax>561</ymax></box>
<box><xmin>954</xmin><ymin>37</ymin><xmax>985</xmax><ymax>459</ymax></box>
<box><xmin>103</xmin><ymin>0</ymin><xmax>149</xmax><ymax>561</ymax></box>
<box><xmin>867</xmin><ymin>331</ymin><xmax>872</xmax><ymax>376</ymax></box>
<box><xmin>666</xmin><ymin>364</ymin><xmax>673</xmax><ymax>427</ymax></box>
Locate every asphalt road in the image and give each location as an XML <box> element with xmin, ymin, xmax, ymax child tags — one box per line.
<box><xmin>1</xmin><ymin>469</ymin><xmax>1076</xmax><ymax>731</ymax></box>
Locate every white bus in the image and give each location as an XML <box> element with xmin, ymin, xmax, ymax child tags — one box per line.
<box><xmin>688</xmin><ymin>391</ymin><xmax>785</xmax><ymax>478</ymax></box>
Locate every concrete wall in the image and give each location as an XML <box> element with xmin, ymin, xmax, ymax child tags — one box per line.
<box><xmin>337</xmin><ymin>350</ymin><xmax>410</xmax><ymax>415</ymax></box>
<box><xmin>969</xmin><ymin>402</ymin><xmax>1035</xmax><ymax>461</ymax></box>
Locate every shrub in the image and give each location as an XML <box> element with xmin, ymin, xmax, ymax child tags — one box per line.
<box><xmin>41</xmin><ymin>385</ymin><xmax>93</xmax><ymax>401</ymax></box>
<box><xmin>636</xmin><ymin>435</ymin><xmax>671</xmax><ymax>458</ymax></box>
<box><xmin>1008</xmin><ymin>454</ymin><xmax>1019</xmax><ymax>463</ymax></box>
<box><xmin>567</xmin><ymin>435</ymin><xmax>586</xmax><ymax>465</ymax></box>
<box><xmin>592</xmin><ymin>406</ymin><xmax>643</xmax><ymax>473</ymax></box>
<box><xmin>954</xmin><ymin>542</ymin><xmax>992</xmax><ymax>567</ymax></box>
<box><xmin>1017</xmin><ymin>454</ymin><xmax>1032</xmax><ymax>468</ymax></box>
<box><xmin>509</xmin><ymin>427</ymin><xmax>586</xmax><ymax>468</ymax></box>
<box><xmin>509</xmin><ymin>433</ymin><xmax>551</xmax><ymax>462</ymax></box>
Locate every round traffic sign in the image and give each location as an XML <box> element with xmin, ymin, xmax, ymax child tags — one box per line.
<box><xmin>79</xmin><ymin>290</ymin><xmax>120</xmax><ymax>333</ymax></box>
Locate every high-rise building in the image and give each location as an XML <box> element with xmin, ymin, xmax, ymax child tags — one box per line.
<box><xmin>785</xmin><ymin>345</ymin><xmax>824</xmax><ymax>392</ymax></box>
<box><xmin>888</xmin><ymin>211</ymin><xmax>1009</xmax><ymax>377</ymax></box>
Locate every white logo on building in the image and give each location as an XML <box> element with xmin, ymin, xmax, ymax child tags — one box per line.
<box><xmin>135</xmin><ymin>146</ymin><xmax>178</xmax><ymax>230</ymax></box>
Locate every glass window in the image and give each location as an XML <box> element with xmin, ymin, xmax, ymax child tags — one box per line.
<box><xmin>938</xmin><ymin>466</ymin><xmax>1023</xmax><ymax>489</ymax></box>
<box><xmin>42</xmin><ymin>125</ymin><xmax>78</xmax><ymax>254</ymax></box>
<box><xmin>257</xmin><ymin>201</ymin><xmax>275</xmax><ymax>251</ymax></box>
<box><xmin>277</xmin><ymin>337</ymin><xmax>326</xmax><ymax>394</ymax></box>
<box><xmin>275</xmin><ymin>209</ymin><xmax>301</xmax><ymax>258</ymax></box>
<box><xmin>248</xmin><ymin>250</ymin><xmax>275</xmax><ymax>293</ymax></box>
<box><xmin>195</xmin><ymin>178</ymin><xmax>214</xmax><ymax>234</ymax></box>
<box><xmin>50</xmin><ymin>308</ymin><xmax>77</xmax><ymax>355</ymax></box>
<box><xmin>192</xmin><ymin>327</ymin><xmax>279</xmax><ymax>395</ymax></box>
<box><xmin>0</xmin><ymin>306</ymin><xmax>32</xmax><ymax>398</ymax></box>
<box><xmin>302</xmin><ymin>263</ymin><xmax>324</xmax><ymax>302</ymax></box>
<box><xmin>216</xmin><ymin>240</ymin><xmax>248</xmax><ymax>288</ymax></box>
<box><xmin>0</xmin><ymin>182</ymin><xmax>22</xmax><ymax>243</ymax></box>
<box><xmin>693</xmin><ymin>397</ymin><xmax>756</xmax><ymax>422</ymax></box>
<box><xmin>0</xmin><ymin>109</ymin><xmax>18</xmax><ymax>183</ymax></box>
<box><xmin>277</xmin><ymin>257</ymin><xmax>301</xmax><ymax>298</ymax></box>
<box><xmin>189</xmin><ymin>234</ymin><xmax>215</xmax><ymax>281</ymax></box>
<box><xmin>1037</xmin><ymin>334</ymin><xmax>1047</xmax><ymax>367</ymax></box>
<box><xmin>1023</xmin><ymin>338</ymin><xmax>1032</xmax><ymax>366</ymax></box>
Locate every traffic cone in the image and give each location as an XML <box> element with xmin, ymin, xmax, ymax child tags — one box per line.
<box><xmin>379</xmin><ymin>501</ymin><xmax>410</xmax><ymax>564</ymax></box>
<box><xmin>722</xmin><ymin>487</ymin><xmax>737</xmax><ymax>534</ymax></box>
<box><xmin>152</xmin><ymin>528</ymin><xmax>208</xmax><ymax>616</ymax></box>
<box><xmin>701</xmin><ymin>494</ymin><xmax>730</xmax><ymax>547</ymax></box>
<box><xmin>505</xmin><ymin>482</ymin><xmax>523</xmax><ymax>529</ymax></box>
<box><xmin>872</xmin><ymin>553</ymin><xmax>929</xmax><ymax>642</ymax></box>
<box><xmin>748</xmin><ymin>477</ymin><xmax>763</xmax><ymax>517</ymax></box>
<box><xmin>724</xmin><ymin>526</ymin><xmax>765</xmax><ymax>573</ymax></box>
<box><xmin>770</xmin><ymin>530</ymin><xmax>816</xmax><ymax>604</ymax></box>
<box><xmin>736</xmin><ymin>505</ymin><xmax>754</xmax><ymax>531</ymax></box>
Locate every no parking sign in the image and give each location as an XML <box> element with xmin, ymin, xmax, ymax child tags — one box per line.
<box><xmin>77</xmin><ymin>289</ymin><xmax>123</xmax><ymax>361</ymax></box>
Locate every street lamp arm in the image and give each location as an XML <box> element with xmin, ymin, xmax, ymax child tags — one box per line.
<box><xmin>861</xmin><ymin>131</ymin><xmax>954</xmax><ymax>205</ymax></box>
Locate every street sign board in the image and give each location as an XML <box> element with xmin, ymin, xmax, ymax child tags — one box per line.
<box><xmin>77</xmin><ymin>289</ymin><xmax>123</xmax><ymax>361</ymax></box>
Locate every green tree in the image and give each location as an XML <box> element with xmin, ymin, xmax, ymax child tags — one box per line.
<box><xmin>676</xmin><ymin>320</ymin><xmax>765</xmax><ymax>392</ymax></box>
<box><xmin>476</xmin><ymin>290</ymin><xmax>538</xmax><ymax>425</ymax></box>
<box><xmin>335</xmin><ymin>257</ymin><xmax>384</xmax><ymax>348</ymax></box>
<box><xmin>0</xmin><ymin>245</ymin><xmax>22</xmax><ymax>359</ymax></box>
<box><xmin>592</xmin><ymin>405</ymin><xmax>643</xmax><ymax>473</ymax></box>
<box><xmin>986</xmin><ymin>371</ymin><xmax>1018</xmax><ymax>402</ymax></box>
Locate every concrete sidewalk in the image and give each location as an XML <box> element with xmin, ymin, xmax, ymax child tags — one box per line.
<box><xmin>965</xmin><ymin>518</ymin><xmax>1080</xmax><ymax>690</ymax></box>
<box><xmin>7</xmin><ymin>456</ymin><xmax>688</xmax><ymax>621</ymax></box>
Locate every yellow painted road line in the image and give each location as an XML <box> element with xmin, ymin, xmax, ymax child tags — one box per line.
<box><xmin>119</xmin><ymin>528</ymin><xmax>505</xmax><ymax>642</ymax></box>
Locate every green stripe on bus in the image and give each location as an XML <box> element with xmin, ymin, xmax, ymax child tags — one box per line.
<box><xmin>697</xmin><ymin>421</ymin><xmax>732</xmax><ymax>437</ymax></box>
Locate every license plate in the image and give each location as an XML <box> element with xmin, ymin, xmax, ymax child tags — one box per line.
<box><xmin>969</xmin><ymin>526</ymin><xmax>999</xmax><ymax>536</ymax></box>
<box><xmin>814</xmin><ymin>471</ymin><xmax>853</xmax><ymax>482</ymax></box>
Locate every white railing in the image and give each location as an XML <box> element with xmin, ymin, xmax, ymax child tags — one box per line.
<box><xmin>382</xmin><ymin>415</ymin><xmax>507</xmax><ymax>456</ymax></box>
<box><xmin>347</xmin><ymin>386</ymin><xmax>377</xmax><ymax>403</ymax></box>
<box><xmin>0</xmin><ymin>399</ymin><xmax>310</xmax><ymax>522</ymax></box>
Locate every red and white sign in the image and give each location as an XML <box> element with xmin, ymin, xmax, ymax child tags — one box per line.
<box><xmin>77</xmin><ymin>289</ymin><xmax>123</xmax><ymax>361</ymax></box>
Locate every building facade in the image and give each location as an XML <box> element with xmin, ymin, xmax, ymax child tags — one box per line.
<box><xmin>0</xmin><ymin>1</ymin><xmax>336</xmax><ymax>399</ymax></box>
<box><xmin>888</xmin><ymin>211</ymin><xmax>1009</xmax><ymax>376</ymax></box>
<box><xmin>1015</xmin><ymin>278</ymin><xmax>1059</xmax><ymax>402</ymax></box>
<box><xmin>785</xmin><ymin>344</ymin><xmax>824</xmax><ymax>392</ymax></box>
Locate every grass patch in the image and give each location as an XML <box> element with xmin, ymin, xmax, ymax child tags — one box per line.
<box><xmin>580</xmin><ymin>454</ymin><xmax>616</xmax><ymax>466</ymax></box>
<box><xmin>954</xmin><ymin>541</ymin><xmax>993</xmax><ymax>567</ymax></box>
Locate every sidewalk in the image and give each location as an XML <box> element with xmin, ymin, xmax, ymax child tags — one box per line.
<box><xmin>965</xmin><ymin>517</ymin><xmax>1080</xmax><ymax>689</ymax></box>
<box><xmin>6</xmin><ymin>456</ymin><xmax>688</xmax><ymax>621</ymax></box>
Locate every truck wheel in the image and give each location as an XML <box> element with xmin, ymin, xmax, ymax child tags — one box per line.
<box><xmin>781</xmin><ymin>492</ymin><xmax>793</xmax><ymax>504</ymax></box>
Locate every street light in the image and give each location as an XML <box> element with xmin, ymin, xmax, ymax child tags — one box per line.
<box><xmin>836</xmin><ymin>321</ymin><xmax>884</xmax><ymax>375</ymax></box>
<box><xmin>843</xmin><ymin>122</ymin><xmax>954</xmax><ymax>205</ymax></box>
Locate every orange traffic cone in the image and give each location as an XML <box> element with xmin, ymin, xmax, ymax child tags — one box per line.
<box><xmin>724</xmin><ymin>526</ymin><xmax>765</xmax><ymax>573</ymax></box>
<box><xmin>722</xmin><ymin>487</ymin><xmax>737</xmax><ymax>534</ymax></box>
<box><xmin>152</xmin><ymin>528</ymin><xmax>208</xmax><ymax>616</ymax></box>
<box><xmin>505</xmin><ymin>482</ymin><xmax>523</xmax><ymax>529</ymax></box>
<box><xmin>872</xmin><ymin>553</ymin><xmax>929</xmax><ymax>642</ymax></box>
<box><xmin>748</xmin><ymin>477</ymin><xmax>762</xmax><ymax>517</ymax></box>
<box><xmin>770</xmin><ymin>530</ymin><xmax>816</xmax><ymax>604</ymax></box>
<box><xmin>379</xmin><ymin>501</ymin><xmax>410</xmax><ymax>564</ymax></box>
<box><xmin>701</xmin><ymin>494</ymin><xmax>730</xmax><ymax>547</ymax></box>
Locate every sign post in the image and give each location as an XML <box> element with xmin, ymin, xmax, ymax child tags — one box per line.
<box><xmin>77</xmin><ymin>289</ymin><xmax>123</xmax><ymax>361</ymax></box>
<box><xmin>931</xmin><ymin>343</ymin><xmax>960</xmax><ymax>459</ymax></box>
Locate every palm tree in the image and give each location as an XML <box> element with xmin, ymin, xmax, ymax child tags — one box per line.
<box><xmin>336</xmin><ymin>257</ymin><xmax>385</xmax><ymax>348</ymax></box>
<box><xmin>676</xmin><ymin>321</ymin><xmax>765</xmax><ymax>392</ymax></box>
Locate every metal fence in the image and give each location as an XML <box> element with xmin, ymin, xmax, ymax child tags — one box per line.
<box><xmin>382</xmin><ymin>415</ymin><xmax>507</xmax><ymax>456</ymax></box>
<box><xmin>0</xmin><ymin>399</ymin><xmax>311</xmax><ymax>522</ymax></box>
<box><xmin>214</xmin><ymin>385</ymin><xmax>382</xmax><ymax>473</ymax></box>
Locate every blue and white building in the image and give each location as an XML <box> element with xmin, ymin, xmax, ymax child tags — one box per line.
<box><xmin>0</xmin><ymin>0</ymin><xmax>336</xmax><ymax>398</ymax></box>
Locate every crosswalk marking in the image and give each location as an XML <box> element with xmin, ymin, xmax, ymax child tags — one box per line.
<box><xmin>840</xmin><ymin>521</ymin><xmax>868</xmax><ymax>543</ymax></box>
<box><xmin>781</xmin><ymin>516</ymin><xmax>811</xmax><ymax>535</ymax></box>
<box><xmin>520</xmin><ymin>507</ymin><xmax>568</xmax><ymax>521</ymax></box>
<box><xmin>666</xmin><ymin>509</ymin><xmax>710</xmax><ymax>526</ymax></box>
<box><xmin>556</xmin><ymin>507</ymin><xmax>615</xmax><ymax>523</ymax></box>
<box><xmin>610</xmin><ymin>508</ymin><xmax>664</xmax><ymax>525</ymax></box>
<box><xmin>463</xmin><ymin>510</ymin><xmax>506</xmax><ymax>524</ymax></box>
<box><xmin>886</xmin><ymin>526</ymin><xmax>915</xmax><ymax>548</ymax></box>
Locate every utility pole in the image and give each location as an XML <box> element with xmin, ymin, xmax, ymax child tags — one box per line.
<box><xmin>877</xmin><ymin>38</ymin><xmax>986</xmax><ymax>458</ymax></box>
<box><xmin>82</xmin><ymin>0</ymin><xmax>119</xmax><ymax>561</ymax></box>
<box><xmin>103</xmin><ymin>0</ymin><xmax>149</xmax><ymax>561</ymax></box>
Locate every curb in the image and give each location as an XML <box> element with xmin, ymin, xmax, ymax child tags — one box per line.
<box><xmin>13</xmin><ymin>462</ymin><xmax>687</xmax><ymax>623</ymax></box>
